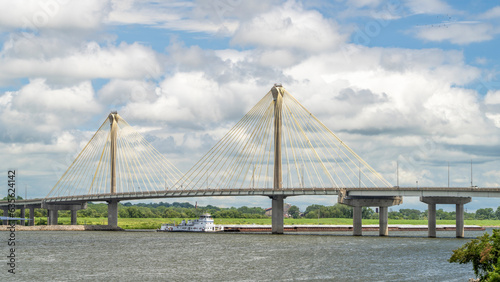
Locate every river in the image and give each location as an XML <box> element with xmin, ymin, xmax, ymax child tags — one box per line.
<box><xmin>2</xmin><ymin>229</ymin><xmax>488</xmax><ymax>281</ymax></box>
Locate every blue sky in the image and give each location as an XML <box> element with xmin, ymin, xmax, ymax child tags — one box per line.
<box><xmin>1</xmin><ymin>0</ymin><xmax>500</xmax><ymax>212</ymax></box>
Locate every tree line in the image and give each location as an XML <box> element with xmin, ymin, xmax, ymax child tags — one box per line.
<box><xmin>388</xmin><ymin>207</ymin><xmax>500</xmax><ymax>221</ymax></box>
<box><xmin>4</xmin><ymin>196</ymin><xmax>500</xmax><ymax>220</ymax></box>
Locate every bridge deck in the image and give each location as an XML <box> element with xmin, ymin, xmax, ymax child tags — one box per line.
<box><xmin>2</xmin><ymin>187</ymin><xmax>500</xmax><ymax>207</ymax></box>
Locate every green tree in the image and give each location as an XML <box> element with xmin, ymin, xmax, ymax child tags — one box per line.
<box><xmin>288</xmin><ymin>205</ymin><xmax>300</xmax><ymax>219</ymax></box>
<box><xmin>124</xmin><ymin>206</ymin><xmax>144</xmax><ymax>218</ymax></box>
<box><xmin>2</xmin><ymin>196</ymin><xmax>23</xmax><ymax>200</ymax></box>
<box><xmin>237</xmin><ymin>206</ymin><xmax>265</xmax><ymax>215</ymax></box>
<box><xmin>388</xmin><ymin>211</ymin><xmax>401</xmax><ymax>220</ymax></box>
<box><xmin>362</xmin><ymin>207</ymin><xmax>374</xmax><ymax>219</ymax></box>
<box><xmin>304</xmin><ymin>204</ymin><xmax>323</xmax><ymax>216</ymax></box>
<box><xmin>477</xmin><ymin>208</ymin><xmax>495</xmax><ymax>220</ymax></box>
<box><xmin>330</xmin><ymin>204</ymin><xmax>352</xmax><ymax>218</ymax></box>
<box><xmin>399</xmin><ymin>209</ymin><xmax>423</xmax><ymax>220</ymax></box>
<box><xmin>449</xmin><ymin>229</ymin><xmax>500</xmax><ymax>281</ymax></box>
<box><xmin>163</xmin><ymin>208</ymin><xmax>181</xmax><ymax>218</ymax></box>
<box><xmin>495</xmin><ymin>207</ymin><xmax>500</xmax><ymax>220</ymax></box>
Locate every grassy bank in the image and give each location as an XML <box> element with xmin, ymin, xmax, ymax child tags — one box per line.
<box><xmin>46</xmin><ymin>217</ymin><xmax>500</xmax><ymax>229</ymax></box>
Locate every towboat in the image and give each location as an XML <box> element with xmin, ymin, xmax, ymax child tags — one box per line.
<box><xmin>157</xmin><ymin>213</ymin><xmax>224</xmax><ymax>232</ymax></box>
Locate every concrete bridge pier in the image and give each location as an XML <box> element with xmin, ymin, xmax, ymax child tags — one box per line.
<box><xmin>29</xmin><ymin>206</ymin><xmax>35</xmax><ymax>226</ymax></box>
<box><xmin>20</xmin><ymin>207</ymin><xmax>26</xmax><ymax>226</ymax></box>
<box><xmin>340</xmin><ymin>195</ymin><xmax>403</xmax><ymax>236</ymax></box>
<box><xmin>420</xmin><ymin>197</ymin><xmax>471</xmax><ymax>238</ymax></box>
<box><xmin>2</xmin><ymin>208</ymin><xmax>8</xmax><ymax>225</ymax></box>
<box><xmin>107</xmin><ymin>200</ymin><xmax>119</xmax><ymax>228</ymax></box>
<box><xmin>270</xmin><ymin>196</ymin><xmax>286</xmax><ymax>234</ymax></box>
<box><xmin>48</xmin><ymin>209</ymin><xmax>59</xmax><ymax>225</ymax></box>
<box><xmin>71</xmin><ymin>210</ymin><xmax>78</xmax><ymax>225</ymax></box>
<box><xmin>42</xmin><ymin>202</ymin><xmax>87</xmax><ymax>225</ymax></box>
<box><xmin>352</xmin><ymin>206</ymin><xmax>362</xmax><ymax>236</ymax></box>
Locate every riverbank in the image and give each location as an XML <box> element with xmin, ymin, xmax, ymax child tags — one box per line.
<box><xmin>5</xmin><ymin>217</ymin><xmax>500</xmax><ymax>229</ymax></box>
<box><xmin>0</xmin><ymin>224</ymin><xmax>485</xmax><ymax>232</ymax></box>
<box><xmin>84</xmin><ymin>217</ymin><xmax>500</xmax><ymax>229</ymax></box>
<box><xmin>222</xmin><ymin>224</ymin><xmax>485</xmax><ymax>232</ymax></box>
<box><xmin>0</xmin><ymin>225</ymin><xmax>123</xmax><ymax>231</ymax></box>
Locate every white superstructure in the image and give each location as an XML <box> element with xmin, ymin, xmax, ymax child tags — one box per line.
<box><xmin>158</xmin><ymin>214</ymin><xmax>223</xmax><ymax>232</ymax></box>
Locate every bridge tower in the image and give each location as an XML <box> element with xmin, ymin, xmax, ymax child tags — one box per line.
<box><xmin>173</xmin><ymin>84</ymin><xmax>394</xmax><ymax>234</ymax></box>
<box><xmin>108</xmin><ymin>111</ymin><xmax>119</xmax><ymax>227</ymax></box>
<box><xmin>271</xmin><ymin>84</ymin><xmax>285</xmax><ymax>234</ymax></box>
<box><xmin>46</xmin><ymin>111</ymin><xmax>183</xmax><ymax>228</ymax></box>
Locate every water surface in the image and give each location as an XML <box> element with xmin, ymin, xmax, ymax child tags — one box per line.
<box><xmin>2</xmin><ymin>229</ymin><xmax>487</xmax><ymax>281</ymax></box>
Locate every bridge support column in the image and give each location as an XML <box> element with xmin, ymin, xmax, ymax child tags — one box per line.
<box><xmin>42</xmin><ymin>202</ymin><xmax>87</xmax><ymax>226</ymax></box>
<box><xmin>421</xmin><ymin>197</ymin><xmax>471</xmax><ymax>238</ymax></box>
<box><xmin>107</xmin><ymin>200</ymin><xmax>119</xmax><ymax>228</ymax></box>
<box><xmin>456</xmin><ymin>203</ymin><xmax>465</xmax><ymax>238</ymax></box>
<box><xmin>271</xmin><ymin>196</ymin><xmax>285</xmax><ymax>234</ymax></box>
<box><xmin>20</xmin><ymin>207</ymin><xmax>26</xmax><ymax>226</ymax></box>
<box><xmin>71</xmin><ymin>210</ymin><xmax>78</xmax><ymax>225</ymax></box>
<box><xmin>379</xmin><ymin>206</ymin><xmax>389</xmax><ymax>236</ymax></box>
<box><xmin>427</xmin><ymin>203</ymin><xmax>436</xmax><ymax>238</ymax></box>
<box><xmin>353</xmin><ymin>206</ymin><xmax>362</xmax><ymax>236</ymax></box>
<box><xmin>340</xmin><ymin>195</ymin><xmax>403</xmax><ymax>236</ymax></box>
<box><xmin>48</xmin><ymin>209</ymin><xmax>58</xmax><ymax>225</ymax></box>
<box><xmin>2</xmin><ymin>208</ymin><xmax>8</xmax><ymax>225</ymax></box>
<box><xmin>29</xmin><ymin>206</ymin><xmax>35</xmax><ymax>226</ymax></box>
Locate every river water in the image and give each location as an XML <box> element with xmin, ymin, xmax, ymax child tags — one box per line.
<box><xmin>2</xmin><ymin>229</ymin><xmax>489</xmax><ymax>281</ymax></box>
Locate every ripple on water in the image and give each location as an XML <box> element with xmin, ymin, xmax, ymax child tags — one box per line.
<box><xmin>3</xmin><ymin>230</ymin><xmax>485</xmax><ymax>281</ymax></box>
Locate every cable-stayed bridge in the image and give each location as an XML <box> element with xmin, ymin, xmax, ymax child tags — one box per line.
<box><xmin>2</xmin><ymin>84</ymin><xmax>500</xmax><ymax>237</ymax></box>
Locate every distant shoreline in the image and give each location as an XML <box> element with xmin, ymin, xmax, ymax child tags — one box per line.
<box><xmin>0</xmin><ymin>224</ymin><xmax>491</xmax><ymax>232</ymax></box>
<box><xmin>0</xmin><ymin>225</ymin><xmax>123</xmax><ymax>231</ymax></box>
<box><xmin>4</xmin><ymin>217</ymin><xmax>500</xmax><ymax>230</ymax></box>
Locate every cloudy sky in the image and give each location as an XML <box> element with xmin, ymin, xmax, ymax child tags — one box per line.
<box><xmin>1</xmin><ymin>0</ymin><xmax>500</xmax><ymax>212</ymax></box>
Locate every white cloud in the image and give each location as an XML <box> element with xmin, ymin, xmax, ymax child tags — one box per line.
<box><xmin>347</xmin><ymin>0</ymin><xmax>382</xmax><ymax>8</ymax></box>
<box><xmin>1</xmin><ymin>0</ymin><xmax>500</xmax><ymax>207</ymax></box>
<box><xmin>121</xmin><ymin>71</ymin><xmax>261</xmax><ymax>127</ymax></box>
<box><xmin>0</xmin><ymin>0</ymin><xmax>110</xmax><ymax>31</ymax></box>
<box><xmin>107</xmin><ymin>0</ymin><xmax>241</xmax><ymax>35</ymax></box>
<box><xmin>413</xmin><ymin>22</ymin><xmax>497</xmax><ymax>44</ymax></box>
<box><xmin>0</xmin><ymin>41</ymin><xmax>162</xmax><ymax>83</ymax></box>
<box><xmin>0</xmin><ymin>79</ymin><xmax>102</xmax><ymax>142</ymax></box>
<box><xmin>232</xmin><ymin>1</ymin><xmax>347</xmax><ymax>52</ymax></box>
<box><xmin>485</xmin><ymin>90</ymin><xmax>500</xmax><ymax>105</ymax></box>
<box><xmin>107</xmin><ymin>0</ymin><xmax>188</xmax><ymax>25</ymax></box>
<box><xmin>279</xmin><ymin>45</ymin><xmax>496</xmax><ymax>185</ymax></box>
<box><xmin>480</xmin><ymin>6</ymin><xmax>500</xmax><ymax>19</ymax></box>
<box><xmin>404</xmin><ymin>0</ymin><xmax>455</xmax><ymax>15</ymax></box>
<box><xmin>98</xmin><ymin>79</ymin><xmax>160</xmax><ymax>105</ymax></box>
<box><xmin>485</xmin><ymin>113</ymin><xmax>500</xmax><ymax>128</ymax></box>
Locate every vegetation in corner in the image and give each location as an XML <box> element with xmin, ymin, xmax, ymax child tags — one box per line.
<box><xmin>449</xmin><ymin>229</ymin><xmax>500</xmax><ymax>282</ymax></box>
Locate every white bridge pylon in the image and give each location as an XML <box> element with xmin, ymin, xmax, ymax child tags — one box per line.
<box><xmin>174</xmin><ymin>84</ymin><xmax>391</xmax><ymax>191</ymax></box>
<box><xmin>47</xmin><ymin>112</ymin><xmax>183</xmax><ymax>198</ymax></box>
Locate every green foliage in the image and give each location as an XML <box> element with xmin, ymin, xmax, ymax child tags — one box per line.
<box><xmin>304</xmin><ymin>204</ymin><xmax>365</xmax><ymax>219</ymax></box>
<box><xmin>449</xmin><ymin>229</ymin><xmax>500</xmax><ymax>281</ymax></box>
<box><xmin>477</xmin><ymin>208</ymin><xmax>496</xmax><ymax>220</ymax></box>
<box><xmin>237</xmin><ymin>206</ymin><xmax>265</xmax><ymax>215</ymax></box>
<box><xmin>362</xmin><ymin>207</ymin><xmax>374</xmax><ymax>219</ymax></box>
<box><xmin>495</xmin><ymin>207</ymin><xmax>500</xmax><ymax>221</ymax></box>
<box><xmin>31</xmin><ymin>200</ymin><xmax>500</xmax><ymax>225</ymax></box>
<box><xmin>2</xmin><ymin>195</ymin><xmax>23</xmax><ymax>201</ymax></box>
<box><xmin>389</xmin><ymin>208</ymin><xmax>474</xmax><ymax>221</ymax></box>
<box><xmin>288</xmin><ymin>205</ymin><xmax>300</xmax><ymax>219</ymax></box>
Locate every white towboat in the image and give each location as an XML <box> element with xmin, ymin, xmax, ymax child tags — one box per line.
<box><xmin>157</xmin><ymin>214</ymin><xmax>224</xmax><ymax>232</ymax></box>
